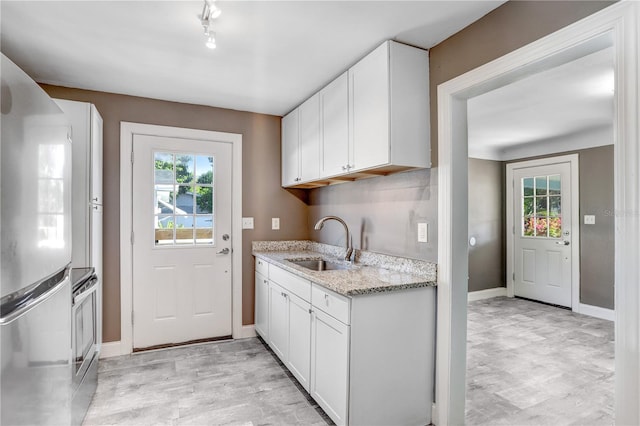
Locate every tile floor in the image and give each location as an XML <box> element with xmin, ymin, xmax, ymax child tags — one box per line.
<box><xmin>466</xmin><ymin>297</ymin><xmax>614</xmax><ymax>425</ymax></box>
<box><xmin>84</xmin><ymin>338</ymin><xmax>332</xmax><ymax>425</ymax></box>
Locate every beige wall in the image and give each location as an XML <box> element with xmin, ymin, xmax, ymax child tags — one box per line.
<box><xmin>41</xmin><ymin>85</ymin><xmax>310</xmax><ymax>342</ymax></box>
<box><xmin>311</xmin><ymin>0</ymin><xmax>614</xmax><ymax>268</ymax></box>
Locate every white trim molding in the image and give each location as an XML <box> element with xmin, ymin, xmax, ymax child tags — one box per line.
<box><xmin>436</xmin><ymin>3</ymin><xmax>639</xmax><ymax>425</ymax></box>
<box><xmin>467</xmin><ymin>287</ymin><xmax>508</xmax><ymax>302</ymax></box>
<box><xmin>99</xmin><ymin>341</ymin><xmax>125</xmax><ymax>359</ymax></box>
<box><xmin>505</xmin><ymin>154</ymin><xmax>580</xmax><ymax>311</ymax></box>
<box><xmin>240</xmin><ymin>325</ymin><xmax>257</xmax><ymax>339</ymax></box>
<box><xmin>579</xmin><ymin>304</ymin><xmax>615</xmax><ymax>322</ymax></box>
<box><xmin>120</xmin><ymin>122</ymin><xmax>243</xmax><ymax>355</ymax></box>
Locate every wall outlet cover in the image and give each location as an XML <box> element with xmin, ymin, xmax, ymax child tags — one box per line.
<box><xmin>272</xmin><ymin>218</ymin><xmax>280</xmax><ymax>230</ymax></box>
<box><xmin>584</xmin><ymin>215</ymin><xmax>596</xmax><ymax>225</ymax></box>
<box><xmin>242</xmin><ymin>217</ymin><xmax>254</xmax><ymax>229</ymax></box>
<box><xmin>418</xmin><ymin>222</ymin><xmax>428</xmax><ymax>243</ymax></box>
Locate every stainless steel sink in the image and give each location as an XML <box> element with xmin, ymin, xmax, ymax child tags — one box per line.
<box><xmin>288</xmin><ymin>259</ymin><xmax>353</xmax><ymax>271</ymax></box>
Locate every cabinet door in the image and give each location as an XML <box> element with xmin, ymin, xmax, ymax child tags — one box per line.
<box><xmin>281</xmin><ymin>109</ymin><xmax>300</xmax><ymax>186</ymax></box>
<box><xmin>268</xmin><ymin>282</ymin><xmax>288</xmax><ymax>362</ymax></box>
<box><xmin>90</xmin><ymin>105</ymin><xmax>103</xmax><ymax>205</ymax></box>
<box><xmin>320</xmin><ymin>72</ymin><xmax>349</xmax><ymax>177</ymax></box>
<box><xmin>349</xmin><ymin>42</ymin><xmax>390</xmax><ymax>171</ymax></box>
<box><xmin>254</xmin><ymin>270</ymin><xmax>269</xmax><ymax>340</ymax></box>
<box><xmin>311</xmin><ymin>309</ymin><xmax>350</xmax><ymax>426</ymax></box>
<box><xmin>299</xmin><ymin>93</ymin><xmax>320</xmax><ymax>182</ymax></box>
<box><xmin>287</xmin><ymin>292</ymin><xmax>311</xmax><ymax>392</ymax></box>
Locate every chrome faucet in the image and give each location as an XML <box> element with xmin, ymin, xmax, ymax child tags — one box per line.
<box><xmin>314</xmin><ymin>216</ymin><xmax>353</xmax><ymax>262</ymax></box>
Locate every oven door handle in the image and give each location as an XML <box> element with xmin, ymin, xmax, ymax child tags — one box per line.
<box><xmin>73</xmin><ymin>277</ymin><xmax>98</xmax><ymax>306</ymax></box>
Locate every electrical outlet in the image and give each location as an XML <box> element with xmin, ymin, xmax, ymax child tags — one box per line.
<box><xmin>418</xmin><ymin>222</ymin><xmax>428</xmax><ymax>243</ymax></box>
<box><xmin>584</xmin><ymin>215</ymin><xmax>596</xmax><ymax>225</ymax></box>
<box><xmin>272</xmin><ymin>218</ymin><xmax>280</xmax><ymax>230</ymax></box>
<box><xmin>242</xmin><ymin>217</ymin><xmax>254</xmax><ymax>229</ymax></box>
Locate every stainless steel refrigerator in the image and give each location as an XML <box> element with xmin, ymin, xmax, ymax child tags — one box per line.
<box><xmin>1</xmin><ymin>54</ymin><xmax>73</xmax><ymax>424</ymax></box>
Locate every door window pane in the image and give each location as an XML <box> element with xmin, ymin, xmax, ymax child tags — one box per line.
<box><xmin>521</xmin><ymin>174</ymin><xmax>563</xmax><ymax>239</ymax></box>
<box><xmin>153</xmin><ymin>151</ymin><xmax>215</xmax><ymax>246</ymax></box>
<box><xmin>523</xmin><ymin>178</ymin><xmax>534</xmax><ymax>196</ymax></box>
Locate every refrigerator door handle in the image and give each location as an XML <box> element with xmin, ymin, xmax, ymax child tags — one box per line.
<box><xmin>0</xmin><ymin>266</ymin><xmax>70</xmax><ymax>325</ymax></box>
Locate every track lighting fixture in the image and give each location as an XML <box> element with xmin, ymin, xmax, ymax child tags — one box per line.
<box><xmin>201</xmin><ymin>0</ymin><xmax>221</xmax><ymax>49</ymax></box>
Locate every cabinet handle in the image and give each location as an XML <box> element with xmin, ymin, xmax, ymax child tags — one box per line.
<box><xmin>92</xmin><ymin>197</ymin><xmax>98</xmax><ymax>202</ymax></box>
<box><xmin>324</xmin><ymin>293</ymin><xmax>329</xmax><ymax>305</ymax></box>
<box><xmin>263</xmin><ymin>280</ymin><xmax>268</xmax><ymax>284</ymax></box>
<box><xmin>342</xmin><ymin>165</ymin><xmax>348</xmax><ymax>171</ymax></box>
<box><xmin>308</xmin><ymin>308</ymin><xmax>313</xmax><ymax>314</ymax></box>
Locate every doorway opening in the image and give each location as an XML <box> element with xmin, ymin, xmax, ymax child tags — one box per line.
<box><xmin>435</xmin><ymin>3</ymin><xmax>639</xmax><ymax>425</ymax></box>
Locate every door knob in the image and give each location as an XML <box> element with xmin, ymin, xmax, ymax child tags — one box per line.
<box><xmin>555</xmin><ymin>240</ymin><xmax>570</xmax><ymax>246</ymax></box>
<box><xmin>217</xmin><ymin>248</ymin><xmax>230</xmax><ymax>254</ymax></box>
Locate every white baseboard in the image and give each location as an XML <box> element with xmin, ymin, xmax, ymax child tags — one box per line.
<box><xmin>100</xmin><ymin>340</ymin><xmax>127</xmax><ymax>358</ymax></box>
<box><xmin>239</xmin><ymin>324</ymin><xmax>256</xmax><ymax>339</ymax></box>
<box><xmin>101</xmin><ymin>327</ymin><xmax>257</xmax><ymax>359</ymax></box>
<box><xmin>577</xmin><ymin>303</ymin><xmax>615</xmax><ymax>321</ymax></box>
<box><xmin>468</xmin><ymin>287</ymin><xmax>507</xmax><ymax>302</ymax></box>
<box><xmin>431</xmin><ymin>402</ymin><xmax>438</xmax><ymax>426</ymax></box>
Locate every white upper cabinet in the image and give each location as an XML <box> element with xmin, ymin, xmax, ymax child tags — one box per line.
<box><xmin>320</xmin><ymin>72</ymin><xmax>350</xmax><ymax>177</ymax></box>
<box><xmin>349</xmin><ymin>42</ymin><xmax>390</xmax><ymax>172</ymax></box>
<box><xmin>281</xmin><ymin>95</ymin><xmax>320</xmax><ymax>186</ymax></box>
<box><xmin>281</xmin><ymin>108</ymin><xmax>300</xmax><ymax>186</ymax></box>
<box><xmin>282</xmin><ymin>40</ymin><xmax>430</xmax><ymax>188</ymax></box>
<box><xmin>299</xmin><ymin>93</ymin><xmax>321</xmax><ymax>182</ymax></box>
<box><xmin>90</xmin><ymin>105</ymin><xmax>103</xmax><ymax>205</ymax></box>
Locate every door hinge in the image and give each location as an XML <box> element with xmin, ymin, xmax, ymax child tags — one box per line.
<box><xmin>131</xmin><ymin>311</ymin><xmax>134</xmax><ymax>325</ymax></box>
<box><xmin>131</xmin><ymin>231</ymin><xmax>135</xmax><ymax>245</ymax></box>
<box><xmin>131</xmin><ymin>150</ymin><xmax>134</xmax><ymax>164</ymax></box>
<box><xmin>513</xmin><ymin>272</ymin><xmax>515</xmax><ymax>281</ymax></box>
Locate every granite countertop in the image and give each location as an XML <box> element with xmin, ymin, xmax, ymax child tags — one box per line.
<box><xmin>252</xmin><ymin>240</ymin><xmax>437</xmax><ymax>297</ymax></box>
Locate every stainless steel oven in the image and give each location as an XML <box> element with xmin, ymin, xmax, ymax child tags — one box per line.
<box><xmin>71</xmin><ymin>267</ymin><xmax>99</xmax><ymax>426</ymax></box>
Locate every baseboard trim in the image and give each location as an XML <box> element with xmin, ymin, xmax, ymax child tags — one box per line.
<box><xmin>431</xmin><ymin>402</ymin><xmax>438</xmax><ymax>426</ymax></box>
<box><xmin>101</xmin><ymin>327</ymin><xmax>257</xmax><ymax>359</ymax></box>
<box><xmin>240</xmin><ymin>325</ymin><xmax>256</xmax><ymax>339</ymax></box>
<box><xmin>100</xmin><ymin>340</ymin><xmax>127</xmax><ymax>358</ymax></box>
<box><xmin>577</xmin><ymin>303</ymin><xmax>615</xmax><ymax>321</ymax></box>
<box><xmin>468</xmin><ymin>287</ymin><xmax>507</xmax><ymax>302</ymax></box>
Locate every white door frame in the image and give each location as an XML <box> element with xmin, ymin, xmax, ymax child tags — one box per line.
<box><xmin>119</xmin><ymin>122</ymin><xmax>244</xmax><ymax>355</ymax></box>
<box><xmin>505</xmin><ymin>154</ymin><xmax>580</xmax><ymax>309</ymax></box>
<box><xmin>436</xmin><ymin>2</ymin><xmax>639</xmax><ymax>425</ymax></box>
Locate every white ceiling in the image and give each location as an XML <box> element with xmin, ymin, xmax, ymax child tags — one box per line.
<box><xmin>1</xmin><ymin>0</ymin><xmax>505</xmax><ymax>116</ymax></box>
<box><xmin>468</xmin><ymin>46</ymin><xmax>615</xmax><ymax>160</ymax></box>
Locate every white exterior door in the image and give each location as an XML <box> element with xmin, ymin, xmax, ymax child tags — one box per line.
<box><xmin>512</xmin><ymin>161</ymin><xmax>574</xmax><ymax>307</ymax></box>
<box><xmin>132</xmin><ymin>134</ymin><xmax>232</xmax><ymax>349</ymax></box>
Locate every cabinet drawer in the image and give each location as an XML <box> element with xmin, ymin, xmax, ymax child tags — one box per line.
<box><xmin>255</xmin><ymin>257</ymin><xmax>269</xmax><ymax>277</ymax></box>
<box><xmin>270</xmin><ymin>265</ymin><xmax>311</xmax><ymax>302</ymax></box>
<box><xmin>312</xmin><ymin>284</ymin><xmax>350</xmax><ymax>325</ymax></box>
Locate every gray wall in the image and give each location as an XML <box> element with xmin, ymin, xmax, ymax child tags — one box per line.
<box><xmin>468</xmin><ymin>159</ymin><xmax>505</xmax><ymax>292</ymax></box>
<box><xmin>577</xmin><ymin>145</ymin><xmax>614</xmax><ymax>308</ymax></box>
<box><xmin>309</xmin><ymin>169</ymin><xmax>437</xmax><ymax>261</ymax></box>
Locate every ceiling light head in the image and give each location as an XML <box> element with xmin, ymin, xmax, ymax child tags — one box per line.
<box><xmin>206</xmin><ymin>34</ymin><xmax>217</xmax><ymax>49</ymax></box>
<box><xmin>203</xmin><ymin>0</ymin><xmax>221</xmax><ymax>21</ymax></box>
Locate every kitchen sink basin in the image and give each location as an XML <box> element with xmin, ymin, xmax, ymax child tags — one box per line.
<box><xmin>288</xmin><ymin>259</ymin><xmax>354</xmax><ymax>271</ymax></box>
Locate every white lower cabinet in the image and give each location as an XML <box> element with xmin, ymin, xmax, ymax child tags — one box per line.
<box><xmin>310</xmin><ymin>308</ymin><xmax>350</xmax><ymax>426</ymax></box>
<box><xmin>255</xmin><ymin>258</ymin><xmax>436</xmax><ymax>426</ymax></box>
<box><xmin>285</xmin><ymin>292</ymin><xmax>311</xmax><ymax>391</ymax></box>
<box><xmin>268</xmin><ymin>282</ymin><xmax>289</xmax><ymax>361</ymax></box>
<box><xmin>254</xmin><ymin>270</ymin><xmax>269</xmax><ymax>340</ymax></box>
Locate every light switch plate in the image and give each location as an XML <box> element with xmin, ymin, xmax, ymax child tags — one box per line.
<box><xmin>584</xmin><ymin>215</ymin><xmax>596</xmax><ymax>225</ymax></box>
<box><xmin>418</xmin><ymin>222</ymin><xmax>428</xmax><ymax>243</ymax></box>
<box><xmin>272</xmin><ymin>218</ymin><xmax>280</xmax><ymax>230</ymax></box>
<box><xmin>242</xmin><ymin>217</ymin><xmax>254</xmax><ymax>229</ymax></box>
